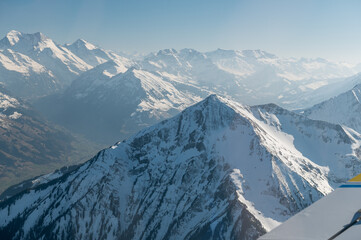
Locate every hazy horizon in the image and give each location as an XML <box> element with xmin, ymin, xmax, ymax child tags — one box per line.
<box><xmin>2</xmin><ymin>0</ymin><xmax>361</xmax><ymax>63</ymax></box>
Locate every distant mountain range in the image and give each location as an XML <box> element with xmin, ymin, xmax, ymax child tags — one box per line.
<box><xmin>1</xmin><ymin>30</ymin><xmax>358</xmax><ymax>144</ymax></box>
<box><xmin>1</xmin><ymin>30</ymin><xmax>360</xmax><ymax>105</ymax></box>
<box><xmin>1</xmin><ymin>95</ymin><xmax>360</xmax><ymax>239</ymax></box>
<box><xmin>0</xmin><ymin>30</ymin><xmax>133</xmax><ymax>99</ymax></box>
<box><xmin>139</xmin><ymin>48</ymin><xmax>361</xmax><ymax>108</ymax></box>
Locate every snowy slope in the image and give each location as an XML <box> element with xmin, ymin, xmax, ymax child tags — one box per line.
<box><xmin>65</xmin><ymin>38</ymin><xmax>133</xmax><ymax>68</ymax></box>
<box><xmin>0</xmin><ymin>31</ymin><xmax>92</xmax><ymax>98</ymax></box>
<box><xmin>35</xmin><ymin>63</ymin><xmax>204</xmax><ymax>144</ymax></box>
<box><xmin>207</xmin><ymin>49</ymin><xmax>361</xmax><ymax>108</ymax></box>
<box><xmin>0</xmin><ymin>30</ymin><xmax>359</xmax><ymax>107</ymax></box>
<box><xmin>0</xmin><ymin>30</ymin><xmax>92</xmax><ymax>85</ymax></box>
<box><xmin>206</xmin><ymin>49</ymin><xmax>356</xmax><ymax>80</ymax></box>
<box><xmin>0</xmin><ymin>48</ymin><xmax>60</xmax><ymax>98</ymax></box>
<box><xmin>141</xmin><ymin>48</ymin><xmax>249</xmax><ymax>96</ymax></box>
<box><xmin>1</xmin><ymin>95</ymin><xmax>361</xmax><ymax>240</ymax></box>
<box><xmin>251</xmin><ymin>103</ymin><xmax>361</xmax><ymax>185</ymax></box>
<box><xmin>0</xmin><ymin>30</ymin><xmax>137</xmax><ymax>99</ymax></box>
<box><xmin>301</xmin><ymin>83</ymin><xmax>361</xmax><ymax>134</ymax></box>
<box><xmin>140</xmin><ymin>48</ymin><xmax>360</xmax><ymax>109</ymax></box>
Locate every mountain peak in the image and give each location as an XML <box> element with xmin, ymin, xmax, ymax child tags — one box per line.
<box><xmin>206</xmin><ymin>48</ymin><xmax>277</xmax><ymax>60</ymax></box>
<box><xmin>174</xmin><ymin>94</ymin><xmax>241</xmax><ymax>132</ymax></box>
<box><xmin>178</xmin><ymin>48</ymin><xmax>206</xmax><ymax>60</ymax></box>
<box><xmin>75</xmin><ymin>38</ymin><xmax>86</xmax><ymax>43</ymax></box>
<box><xmin>0</xmin><ymin>30</ymin><xmax>49</xmax><ymax>48</ymax></box>
<box><xmin>2</xmin><ymin>30</ymin><xmax>22</xmax><ymax>46</ymax></box>
<box><xmin>156</xmin><ymin>48</ymin><xmax>178</xmax><ymax>55</ymax></box>
<box><xmin>190</xmin><ymin>94</ymin><xmax>229</xmax><ymax>110</ymax></box>
<box><xmin>179</xmin><ymin>48</ymin><xmax>199</xmax><ymax>54</ymax></box>
<box><xmin>241</xmin><ymin>49</ymin><xmax>277</xmax><ymax>59</ymax></box>
<box><xmin>203</xmin><ymin>94</ymin><xmax>222</xmax><ymax>104</ymax></box>
<box><xmin>206</xmin><ymin>48</ymin><xmax>240</xmax><ymax>58</ymax></box>
<box><xmin>72</xmin><ymin>38</ymin><xmax>97</xmax><ymax>50</ymax></box>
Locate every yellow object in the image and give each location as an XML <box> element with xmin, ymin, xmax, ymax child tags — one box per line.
<box><xmin>348</xmin><ymin>173</ymin><xmax>361</xmax><ymax>182</ymax></box>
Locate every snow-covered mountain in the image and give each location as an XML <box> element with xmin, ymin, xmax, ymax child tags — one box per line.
<box><xmin>64</xmin><ymin>38</ymin><xmax>133</xmax><ymax>68</ymax></box>
<box><xmin>0</xmin><ymin>30</ymin><xmax>91</xmax><ymax>85</ymax></box>
<box><xmin>2</xmin><ymin>95</ymin><xmax>360</xmax><ymax>239</ymax></box>
<box><xmin>301</xmin><ymin>82</ymin><xmax>361</xmax><ymax>134</ymax></box>
<box><xmin>0</xmin><ymin>30</ymin><xmax>133</xmax><ymax>99</ymax></box>
<box><xmin>0</xmin><ymin>31</ymin><xmax>89</xmax><ymax>98</ymax></box>
<box><xmin>140</xmin><ymin>48</ymin><xmax>361</xmax><ymax>109</ymax></box>
<box><xmin>0</xmin><ymin>48</ymin><xmax>59</xmax><ymax>98</ymax></box>
<box><xmin>35</xmin><ymin>62</ymin><xmax>204</xmax><ymax>144</ymax></box>
<box><xmin>1</xmin><ymin>29</ymin><xmax>359</xmax><ymax>107</ymax></box>
<box><xmin>207</xmin><ymin>49</ymin><xmax>357</xmax><ymax>80</ymax></box>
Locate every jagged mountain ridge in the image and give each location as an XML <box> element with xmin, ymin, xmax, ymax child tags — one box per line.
<box><xmin>140</xmin><ymin>48</ymin><xmax>361</xmax><ymax>109</ymax></box>
<box><xmin>64</xmin><ymin>38</ymin><xmax>133</xmax><ymax>69</ymax></box>
<box><xmin>0</xmin><ymin>30</ymin><xmax>91</xmax><ymax>84</ymax></box>
<box><xmin>0</xmin><ymin>30</ymin><xmax>132</xmax><ymax>99</ymax></box>
<box><xmin>1</xmin><ymin>30</ymin><xmax>360</xmax><ymax>107</ymax></box>
<box><xmin>0</xmin><ymin>47</ymin><xmax>59</xmax><ymax>98</ymax></box>
<box><xmin>1</xmin><ymin>95</ymin><xmax>360</xmax><ymax>240</ymax></box>
<box><xmin>300</xmin><ymin>83</ymin><xmax>361</xmax><ymax>135</ymax></box>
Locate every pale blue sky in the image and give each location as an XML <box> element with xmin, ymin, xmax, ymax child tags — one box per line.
<box><xmin>1</xmin><ymin>0</ymin><xmax>361</xmax><ymax>62</ymax></box>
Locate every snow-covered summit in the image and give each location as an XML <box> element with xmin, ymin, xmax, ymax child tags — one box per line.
<box><xmin>65</xmin><ymin>38</ymin><xmax>133</xmax><ymax>68</ymax></box>
<box><xmin>70</xmin><ymin>38</ymin><xmax>98</xmax><ymax>50</ymax></box>
<box><xmin>0</xmin><ymin>30</ymin><xmax>133</xmax><ymax>99</ymax></box>
<box><xmin>0</xmin><ymin>30</ymin><xmax>93</xmax><ymax>91</ymax></box>
<box><xmin>0</xmin><ymin>47</ymin><xmax>60</xmax><ymax>98</ymax></box>
<box><xmin>0</xmin><ymin>30</ymin><xmax>56</xmax><ymax>54</ymax></box>
<box><xmin>301</xmin><ymin>82</ymin><xmax>361</xmax><ymax>134</ymax></box>
<box><xmin>1</xmin><ymin>30</ymin><xmax>22</xmax><ymax>46</ymax></box>
<box><xmin>1</xmin><ymin>30</ymin><xmax>360</xmax><ymax>109</ymax></box>
<box><xmin>0</xmin><ymin>30</ymin><xmax>48</xmax><ymax>48</ymax></box>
